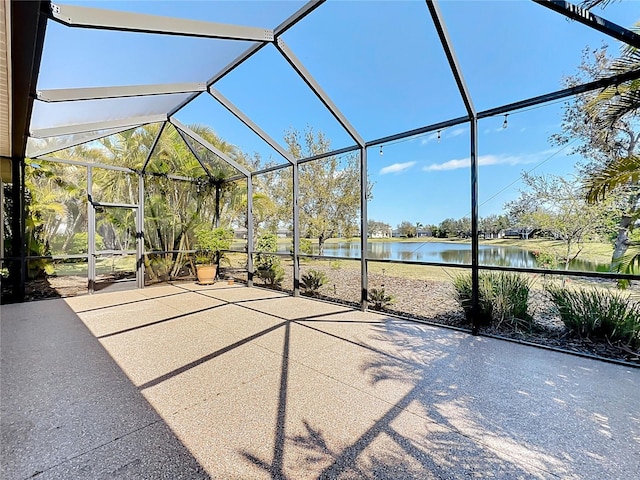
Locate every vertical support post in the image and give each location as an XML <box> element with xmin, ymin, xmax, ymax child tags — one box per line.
<box><xmin>215</xmin><ymin>184</ymin><xmax>221</xmax><ymax>228</ymax></box>
<box><xmin>292</xmin><ymin>162</ymin><xmax>300</xmax><ymax>296</ymax></box>
<box><xmin>470</xmin><ymin>117</ymin><xmax>480</xmax><ymax>334</ymax></box>
<box><xmin>9</xmin><ymin>157</ymin><xmax>25</xmax><ymax>302</ymax></box>
<box><xmin>360</xmin><ymin>147</ymin><xmax>368</xmax><ymax>311</ymax></box>
<box><xmin>246</xmin><ymin>174</ymin><xmax>254</xmax><ymax>287</ymax></box>
<box><xmin>0</xmin><ymin>177</ymin><xmax>4</xmax><ymax>269</ymax></box>
<box><xmin>137</xmin><ymin>173</ymin><xmax>145</xmax><ymax>289</ymax></box>
<box><xmin>87</xmin><ymin>166</ymin><xmax>95</xmax><ymax>293</ymax></box>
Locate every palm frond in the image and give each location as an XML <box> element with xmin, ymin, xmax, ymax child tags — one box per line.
<box><xmin>585</xmin><ymin>155</ymin><xmax>640</xmax><ymax>202</ymax></box>
<box><xmin>580</xmin><ymin>0</ymin><xmax>618</xmax><ymax>9</ymax></box>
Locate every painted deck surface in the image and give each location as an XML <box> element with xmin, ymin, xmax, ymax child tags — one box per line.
<box><xmin>2</xmin><ymin>283</ymin><xmax>639</xmax><ymax>479</ymax></box>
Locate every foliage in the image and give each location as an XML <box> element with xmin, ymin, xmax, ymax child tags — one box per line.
<box><xmin>368</xmin><ymin>287</ymin><xmax>395</xmax><ymax>311</ymax></box>
<box><xmin>396</xmin><ymin>221</ymin><xmax>416</xmax><ymax>238</ymax></box>
<box><xmin>531</xmin><ymin>249</ymin><xmax>559</xmax><ymax>269</ymax></box>
<box><xmin>145</xmin><ymin>256</ymin><xmax>173</xmax><ymax>282</ymax></box>
<box><xmin>437</xmin><ymin>217</ymin><xmax>471</xmax><ymax>238</ymax></box>
<box><xmin>290</xmin><ymin>238</ymin><xmax>313</xmax><ymax>255</ymax></box>
<box><xmin>300</xmin><ymin>269</ymin><xmax>327</xmax><ymax>296</ymax></box>
<box><xmin>545</xmin><ymin>285</ymin><xmax>640</xmax><ymax>349</ymax></box>
<box><xmin>278</xmin><ymin>127</ymin><xmax>371</xmax><ymax>255</ymax></box>
<box><xmin>255</xmin><ymin>233</ymin><xmax>284</xmax><ymax>287</ymax></box>
<box><xmin>551</xmin><ymin>43</ymin><xmax>640</xmax><ymax>271</ymax></box>
<box><xmin>453</xmin><ymin>272</ymin><xmax>533</xmax><ymax>330</ymax></box>
<box><xmin>368</xmin><ymin>219</ymin><xmax>392</xmax><ymax>237</ymax></box>
<box><xmin>479</xmin><ymin>214</ymin><xmax>510</xmax><ymax>238</ymax></box>
<box><xmin>506</xmin><ymin>172</ymin><xmax>615</xmax><ymax>269</ymax></box>
<box><xmin>194</xmin><ymin>227</ymin><xmax>233</xmax><ymax>265</ymax></box>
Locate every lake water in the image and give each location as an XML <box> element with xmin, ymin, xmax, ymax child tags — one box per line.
<box><xmin>285</xmin><ymin>241</ymin><xmax>609</xmax><ymax>272</ymax></box>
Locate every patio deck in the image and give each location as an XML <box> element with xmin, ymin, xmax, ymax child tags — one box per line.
<box><xmin>1</xmin><ymin>283</ymin><xmax>639</xmax><ymax>479</ymax></box>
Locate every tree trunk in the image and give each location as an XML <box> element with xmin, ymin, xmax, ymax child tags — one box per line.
<box><xmin>612</xmin><ymin>213</ymin><xmax>634</xmax><ymax>269</ymax></box>
<box><xmin>318</xmin><ymin>235</ymin><xmax>325</xmax><ymax>256</ymax></box>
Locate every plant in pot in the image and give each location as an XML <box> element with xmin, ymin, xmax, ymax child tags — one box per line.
<box><xmin>194</xmin><ymin>227</ymin><xmax>233</xmax><ymax>285</ymax></box>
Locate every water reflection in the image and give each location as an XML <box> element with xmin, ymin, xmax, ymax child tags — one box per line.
<box><xmin>287</xmin><ymin>240</ymin><xmax>608</xmax><ymax>272</ymax></box>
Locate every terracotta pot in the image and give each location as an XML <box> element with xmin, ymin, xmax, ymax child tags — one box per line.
<box><xmin>196</xmin><ymin>264</ymin><xmax>217</xmax><ymax>285</ymax></box>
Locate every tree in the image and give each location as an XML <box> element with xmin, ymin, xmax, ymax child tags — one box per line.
<box><xmin>367</xmin><ymin>219</ymin><xmax>391</xmax><ymax>237</ymax></box>
<box><xmin>397</xmin><ymin>221</ymin><xmax>416</xmax><ymax>237</ymax></box>
<box><xmin>506</xmin><ymin>172</ymin><xmax>615</xmax><ymax>270</ymax></box>
<box><xmin>479</xmin><ymin>214</ymin><xmax>510</xmax><ymax>239</ymax></box>
<box><xmin>552</xmin><ymin>42</ymin><xmax>640</xmax><ymax>271</ymax></box>
<box><xmin>281</xmin><ymin>127</ymin><xmax>370</xmax><ymax>255</ymax></box>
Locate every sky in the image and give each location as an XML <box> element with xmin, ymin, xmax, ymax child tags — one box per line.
<box><xmin>33</xmin><ymin>0</ymin><xmax>640</xmax><ymax>228</ymax></box>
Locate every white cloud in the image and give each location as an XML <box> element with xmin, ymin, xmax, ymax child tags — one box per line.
<box><xmin>423</xmin><ymin>151</ymin><xmax>553</xmax><ymax>172</ymax></box>
<box><xmin>380</xmin><ymin>161</ymin><xmax>416</xmax><ymax>175</ymax></box>
<box><xmin>447</xmin><ymin>127</ymin><xmax>466</xmax><ymax>138</ymax></box>
<box><xmin>421</xmin><ymin>133</ymin><xmax>439</xmax><ymax>145</ymax></box>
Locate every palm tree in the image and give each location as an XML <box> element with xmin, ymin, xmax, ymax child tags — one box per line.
<box><xmin>583</xmin><ymin>31</ymin><xmax>640</xmax><ymax>274</ymax></box>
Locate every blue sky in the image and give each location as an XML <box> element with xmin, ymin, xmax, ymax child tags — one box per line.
<box><xmin>34</xmin><ymin>0</ymin><xmax>640</xmax><ymax>228</ymax></box>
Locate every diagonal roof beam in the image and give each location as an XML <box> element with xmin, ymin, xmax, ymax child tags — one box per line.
<box><xmin>37</xmin><ymin>82</ymin><xmax>207</xmax><ymax>103</ymax></box>
<box><xmin>167</xmin><ymin>1</ymin><xmax>325</xmax><ymax>119</ymax></box>
<box><xmin>170</xmin><ymin>117</ymin><xmax>250</xmax><ymax>177</ymax></box>
<box><xmin>27</xmin><ymin>125</ymin><xmax>136</xmax><ymax>158</ymax></box>
<box><xmin>426</xmin><ymin>0</ymin><xmax>475</xmax><ymax>118</ymax></box>
<box><xmin>141</xmin><ymin>121</ymin><xmax>167</xmax><ymax>173</ymax></box>
<box><xmin>533</xmin><ymin>0</ymin><xmax>640</xmax><ymax>49</ymax></box>
<box><xmin>49</xmin><ymin>3</ymin><xmax>274</xmax><ymax>42</ymax></box>
<box><xmin>275</xmin><ymin>38</ymin><xmax>365</xmax><ymax>148</ymax></box>
<box><xmin>208</xmin><ymin>87</ymin><xmax>296</xmax><ymax>164</ymax></box>
<box><xmin>175</xmin><ymin>127</ymin><xmax>214</xmax><ymax>180</ymax></box>
<box><xmin>30</xmin><ymin>113</ymin><xmax>167</xmax><ymax>138</ymax></box>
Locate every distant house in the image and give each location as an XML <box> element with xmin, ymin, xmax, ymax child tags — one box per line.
<box><xmin>503</xmin><ymin>228</ymin><xmax>534</xmax><ymax>239</ymax></box>
<box><xmin>416</xmin><ymin>228</ymin><xmax>432</xmax><ymax>238</ymax></box>
<box><xmin>370</xmin><ymin>226</ymin><xmax>393</xmax><ymax>238</ymax></box>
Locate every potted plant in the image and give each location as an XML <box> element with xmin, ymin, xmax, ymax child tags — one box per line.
<box><xmin>194</xmin><ymin>227</ymin><xmax>233</xmax><ymax>284</ymax></box>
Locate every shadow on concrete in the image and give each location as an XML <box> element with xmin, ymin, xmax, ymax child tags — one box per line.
<box><xmin>0</xmin><ymin>299</ymin><xmax>210</xmax><ymax>479</ymax></box>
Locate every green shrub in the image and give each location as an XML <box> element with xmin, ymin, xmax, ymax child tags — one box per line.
<box><xmin>531</xmin><ymin>249</ymin><xmax>558</xmax><ymax>269</ymax></box>
<box><xmin>545</xmin><ymin>285</ymin><xmax>640</xmax><ymax>348</ymax></box>
<box><xmin>301</xmin><ymin>269</ymin><xmax>327</xmax><ymax>296</ymax></box>
<box><xmin>256</xmin><ymin>263</ymin><xmax>285</xmax><ymax>287</ymax></box>
<box><xmin>368</xmin><ymin>287</ymin><xmax>395</xmax><ymax>311</ymax></box>
<box><xmin>452</xmin><ymin>273</ymin><xmax>494</xmax><ymax>325</ymax></box>
<box><xmin>255</xmin><ymin>233</ymin><xmax>284</xmax><ymax>287</ymax></box>
<box><xmin>453</xmin><ymin>272</ymin><xmax>532</xmax><ymax>329</ymax></box>
<box><xmin>290</xmin><ymin>238</ymin><xmax>313</xmax><ymax>255</ymax></box>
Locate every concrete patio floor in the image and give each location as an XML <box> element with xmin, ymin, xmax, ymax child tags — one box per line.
<box><xmin>2</xmin><ymin>283</ymin><xmax>639</xmax><ymax>479</ymax></box>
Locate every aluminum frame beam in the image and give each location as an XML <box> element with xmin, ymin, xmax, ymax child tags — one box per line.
<box><xmin>167</xmin><ymin>1</ymin><xmax>324</xmax><ymax>120</ymax></box>
<box><xmin>359</xmin><ymin>147</ymin><xmax>368</xmax><ymax>311</ymax></box>
<box><xmin>427</xmin><ymin>0</ymin><xmax>480</xmax><ymax>333</ymax></box>
<box><xmin>170</xmin><ymin>117</ymin><xmax>250</xmax><ymax>177</ymax></box>
<box><xmin>49</xmin><ymin>3</ymin><xmax>274</xmax><ymax>42</ymax></box>
<box><xmin>534</xmin><ymin>0</ymin><xmax>640</xmax><ymax>49</ymax></box>
<box><xmin>426</xmin><ymin>1</ymin><xmax>475</xmax><ymax>118</ymax></box>
<box><xmin>37</xmin><ymin>82</ymin><xmax>207</xmax><ymax>103</ymax></box>
<box><xmin>478</xmin><ymin>68</ymin><xmax>640</xmax><ymax>119</ymax></box>
<box><xmin>141</xmin><ymin>121</ymin><xmax>167</xmax><ymax>172</ymax></box>
<box><xmin>275</xmin><ymin>38</ymin><xmax>365</xmax><ymax>148</ymax></box>
<box><xmin>30</xmin><ymin>114</ymin><xmax>167</xmax><ymax>138</ymax></box>
<box><xmin>175</xmin><ymin>127</ymin><xmax>214</xmax><ymax>180</ymax></box>
<box><xmin>209</xmin><ymin>87</ymin><xmax>296</xmax><ymax>164</ymax></box>
<box><xmin>27</xmin><ymin>125</ymin><xmax>135</xmax><ymax>158</ymax></box>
